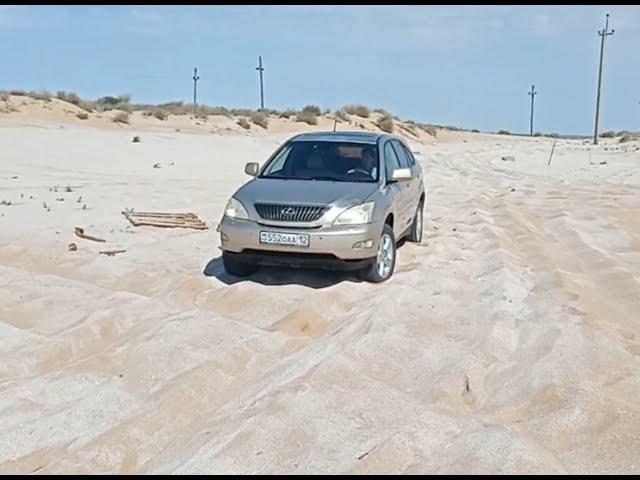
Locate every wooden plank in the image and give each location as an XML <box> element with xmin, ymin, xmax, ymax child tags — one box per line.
<box><xmin>131</xmin><ymin>220</ymin><xmax>208</xmax><ymax>230</ymax></box>
<box><xmin>128</xmin><ymin>219</ymin><xmax>206</xmax><ymax>227</ymax></box>
<box><xmin>125</xmin><ymin>216</ymin><xmax>205</xmax><ymax>225</ymax></box>
<box><xmin>99</xmin><ymin>249</ymin><xmax>126</xmax><ymax>256</ymax></box>
<box><xmin>125</xmin><ymin>212</ymin><xmax>199</xmax><ymax>219</ymax></box>
<box><xmin>74</xmin><ymin>227</ymin><xmax>106</xmax><ymax>243</ymax></box>
<box><xmin>547</xmin><ymin>140</ymin><xmax>557</xmax><ymax>166</ymax></box>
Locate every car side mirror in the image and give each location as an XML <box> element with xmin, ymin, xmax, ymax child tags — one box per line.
<box><xmin>244</xmin><ymin>162</ymin><xmax>259</xmax><ymax>177</ymax></box>
<box><xmin>391</xmin><ymin>168</ymin><xmax>412</xmax><ymax>182</ymax></box>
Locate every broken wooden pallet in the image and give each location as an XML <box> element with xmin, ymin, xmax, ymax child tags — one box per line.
<box><xmin>121</xmin><ymin>209</ymin><xmax>208</xmax><ymax>230</ymax></box>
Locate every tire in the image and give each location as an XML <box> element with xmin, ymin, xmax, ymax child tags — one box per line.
<box><xmin>360</xmin><ymin>224</ymin><xmax>396</xmax><ymax>283</ymax></box>
<box><xmin>406</xmin><ymin>201</ymin><xmax>424</xmax><ymax>243</ymax></box>
<box><xmin>222</xmin><ymin>252</ymin><xmax>259</xmax><ymax>277</ymax></box>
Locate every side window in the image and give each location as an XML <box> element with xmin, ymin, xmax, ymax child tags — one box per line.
<box><xmin>391</xmin><ymin>140</ymin><xmax>411</xmax><ymax>168</ymax></box>
<box><xmin>401</xmin><ymin>144</ymin><xmax>416</xmax><ymax>166</ymax></box>
<box><xmin>383</xmin><ymin>141</ymin><xmax>401</xmax><ymax>181</ymax></box>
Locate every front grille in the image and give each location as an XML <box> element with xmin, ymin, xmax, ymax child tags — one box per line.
<box><xmin>254</xmin><ymin>203</ymin><xmax>327</xmax><ymax>222</ymax></box>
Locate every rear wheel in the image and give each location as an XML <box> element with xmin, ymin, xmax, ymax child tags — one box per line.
<box><xmin>222</xmin><ymin>252</ymin><xmax>259</xmax><ymax>277</ymax></box>
<box><xmin>360</xmin><ymin>224</ymin><xmax>396</xmax><ymax>283</ymax></box>
<box><xmin>407</xmin><ymin>201</ymin><xmax>424</xmax><ymax>243</ymax></box>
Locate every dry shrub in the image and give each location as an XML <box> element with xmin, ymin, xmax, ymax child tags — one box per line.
<box><xmin>301</xmin><ymin>105</ymin><xmax>321</xmax><ymax>116</ymax></box>
<box><xmin>30</xmin><ymin>90</ymin><xmax>52</xmax><ymax>102</ymax></box>
<box><xmin>278</xmin><ymin>110</ymin><xmax>296</xmax><ymax>119</ymax></box>
<box><xmin>153</xmin><ymin>110</ymin><xmax>168</xmax><ymax>121</ymax></box>
<box><xmin>113</xmin><ymin>112</ymin><xmax>129</xmax><ymax>124</ymax></box>
<box><xmin>250</xmin><ymin>111</ymin><xmax>269</xmax><ymax>129</ymax></box>
<box><xmin>417</xmin><ymin>124</ymin><xmax>437</xmax><ymax>137</ymax></box>
<box><xmin>619</xmin><ymin>134</ymin><xmax>639</xmax><ymax>143</ymax></box>
<box><xmin>57</xmin><ymin>91</ymin><xmax>81</xmax><ymax>105</ymax></box>
<box><xmin>335</xmin><ymin>109</ymin><xmax>349</xmax><ymax>122</ymax></box>
<box><xmin>296</xmin><ymin>111</ymin><xmax>318</xmax><ymax>125</ymax></box>
<box><xmin>344</xmin><ymin>104</ymin><xmax>370</xmax><ymax>118</ymax></box>
<box><xmin>377</xmin><ymin>114</ymin><xmax>394</xmax><ymax>133</ymax></box>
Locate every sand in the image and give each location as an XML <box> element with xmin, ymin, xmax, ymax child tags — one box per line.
<box><xmin>1</xmin><ymin>98</ymin><xmax>639</xmax><ymax>474</ymax></box>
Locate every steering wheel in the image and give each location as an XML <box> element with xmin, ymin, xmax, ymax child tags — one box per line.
<box><xmin>346</xmin><ymin>168</ymin><xmax>371</xmax><ymax>177</ymax></box>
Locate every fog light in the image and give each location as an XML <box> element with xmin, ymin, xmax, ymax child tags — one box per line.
<box><xmin>353</xmin><ymin>239</ymin><xmax>373</xmax><ymax>249</ymax></box>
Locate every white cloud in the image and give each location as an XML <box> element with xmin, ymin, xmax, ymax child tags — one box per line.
<box><xmin>341</xmin><ymin>5</ymin><xmax>640</xmax><ymax>43</ymax></box>
<box><xmin>119</xmin><ymin>5</ymin><xmax>640</xmax><ymax>53</ymax></box>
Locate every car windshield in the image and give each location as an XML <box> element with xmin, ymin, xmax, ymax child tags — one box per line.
<box><xmin>259</xmin><ymin>141</ymin><xmax>379</xmax><ymax>183</ymax></box>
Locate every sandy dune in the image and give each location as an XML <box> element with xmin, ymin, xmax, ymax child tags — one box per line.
<box><xmin>1</xmin><ymin>110</ymin><xmax>639</xmax><ymax>474</ymax></box>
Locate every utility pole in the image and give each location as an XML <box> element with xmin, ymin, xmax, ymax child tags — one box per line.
<box><xmin>593</xmin><ymin>13</ymin><xmax>614</xmax><ymax>145</ymax></box>
<box><xmin>255</xmin><ymin>56</ymin><xmax>265</xmax><ymax>111</ymax></box>
<box><xmin>528</xmin><ymin>84</ymin><xmax>537</xmax><ymax>136</ymax></box>
<box><xmin>192</xmin><ymin>67</ymin><xmax>200</xmax><ymax>114</ymax></box>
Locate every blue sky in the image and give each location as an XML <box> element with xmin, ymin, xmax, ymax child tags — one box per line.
<box><xmin>1</xmin><ymin>5</ymin><xmax>639</xmax><ymax>135</ymax></box>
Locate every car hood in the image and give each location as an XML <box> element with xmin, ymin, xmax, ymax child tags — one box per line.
<box><xmin>235</xmin><ymin>178</ymin><xmax>378</xmax><ymax>209</ymax></box>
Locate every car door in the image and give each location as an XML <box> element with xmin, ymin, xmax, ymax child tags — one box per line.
<box><xmin>403</xmin><ymin>143</ymin><xmax>425</xmax><ymax>207</ymax></box>
<box><xmin>390</xmin><ymin>139</ymin><xmax>418</xmax><ymax>232</ymax></box>
<box><xmin>382</xmin><ymin>140</ymin><xmax>410</xmax><ymax>237</ymax></box>
<box><xmin>393</xmin><ymin>140</ymin><xmax>422</xmax><ymax>214</ymax></box>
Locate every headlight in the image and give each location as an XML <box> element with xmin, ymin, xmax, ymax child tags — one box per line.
<box><xmin>224</xmin><ymin>197</ymin><xmax>249</xmax><ymax>220</ymax></box>
<box><xmin>333</xmin><ymin>202</ymin><xmax>374</xmax><ymax>225</ymax></box>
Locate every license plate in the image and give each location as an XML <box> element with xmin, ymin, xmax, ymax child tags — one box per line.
<box><xmin>259</xmin><ymin>231</ymin><xmax>310</xmax><ymax>247</ymax></box>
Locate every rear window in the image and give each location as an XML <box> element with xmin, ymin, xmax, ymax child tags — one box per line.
<box><xmin>260</xmin><ymin>141</ymin><xmax>379</xmax><ymax>183</ymax></box>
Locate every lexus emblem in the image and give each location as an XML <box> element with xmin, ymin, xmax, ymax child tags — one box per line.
<box><xmin>281</xmin><ymin>207</ymin><xmax>296</xmax><ymax>216</ymax></box>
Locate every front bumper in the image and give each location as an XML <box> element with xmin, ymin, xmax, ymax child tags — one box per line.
<box><xmin>223</xmin><ymin>250</ymin><xmax>373</xmax><ymax>271</ymax></box>
<box><xmin>218</xmin><ymin>216</ymin><xmax>381</xmax><ymax>261</ymax></box>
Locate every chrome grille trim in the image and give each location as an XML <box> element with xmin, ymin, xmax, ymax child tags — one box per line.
<box><xmin>254</xmin><ymin>203</ymin><xmax>327</xmax><ymax>222</ymax></box>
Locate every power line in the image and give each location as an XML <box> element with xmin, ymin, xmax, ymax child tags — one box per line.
<box><xmin>528</xmin><ymin>84</ymin><xmax>537</xmax><ymax>136</ymax></box>
<box><xmin>593</xmin><ymin>13</ymin><xmax>614</xmax><ymax>145</ymax></box>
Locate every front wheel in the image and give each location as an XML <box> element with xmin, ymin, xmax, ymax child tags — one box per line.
<box><xmin>360</xmin><ymin>224</ymin><xmax>396</xmax><ymax>283</ymax></box>
<box><xmin>222</xmin><ymin>252</ymin><xmax>259</xmax><ymax>277</ymax></box>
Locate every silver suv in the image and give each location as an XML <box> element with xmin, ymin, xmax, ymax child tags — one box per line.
<box><xmin>217</xmin><ymin>131</ymin><xmax>425</xmax><ymax>282</ymax></box>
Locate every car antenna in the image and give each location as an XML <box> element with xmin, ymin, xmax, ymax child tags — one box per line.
<box><xmin>333</xmin><ymin>118</ymin><xmax>337</xmax><ymax>132</ymax></box>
